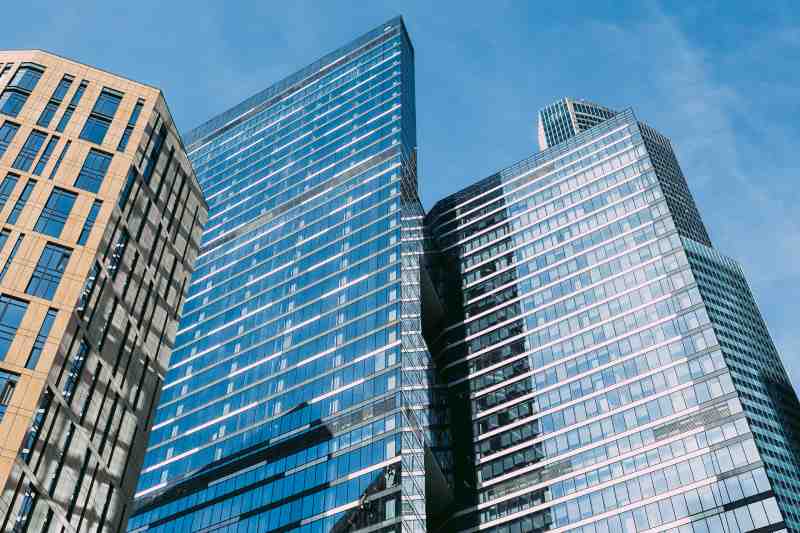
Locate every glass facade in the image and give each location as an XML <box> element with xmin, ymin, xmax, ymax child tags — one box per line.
<box><xmin>130</xmin><ymin>17</ymin><xmax>450</xmax><ymax>533</ymax></box>
<box><xmin>426</xmin><ymin>106</ymin><xmax>798</xmax><ymax>532</ymax></box>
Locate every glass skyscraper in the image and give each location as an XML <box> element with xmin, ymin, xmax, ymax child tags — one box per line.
<box><xmin>426</xmin><ymin>102</ymin><xmax>800</xmax><ymax>532</ymax></box>
<box><xmin>129</xmin><ymin>17</ymin><xmax>451</xmax><ymax>533</ymax></box>
<box><xmin>126</xmin><ymin>15</ymin><xmax>800</xmax><ymax>533</ymax></box>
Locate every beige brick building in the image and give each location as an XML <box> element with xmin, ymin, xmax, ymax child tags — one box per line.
<box><xmin>0</xmin><ymin>51</ymin><xmax>206</xmax><ymax>531</ymax></box>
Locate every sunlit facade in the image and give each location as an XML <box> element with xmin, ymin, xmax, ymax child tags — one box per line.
<box><xmin>0</xmin><ymin>51</ymin><xmax>205</xmax><ymax>531</ymax></box>
<box><xmin>129</xmin><ymin>17</ymin><xmax>451</xmax><ymax>533</ymax></box>
<box><xmin>427</xmin><ymin>104</ymin><xmax>800</xmax><ymax>532</ymax></box>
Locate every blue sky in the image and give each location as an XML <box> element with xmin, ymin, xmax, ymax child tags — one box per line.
<box><xmin>4</xmin><ymin>1</ymin><xmax>800</xmax><ymax>386</ymax></box>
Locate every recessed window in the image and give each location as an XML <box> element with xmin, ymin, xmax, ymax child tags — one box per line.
<box><xmin>49</xmin><ymin>141</ymin><xmax>70</xmax><ymax>180</ymax></box>
<box><xmin>79</xmin><ymin>88</ymin><xmax>122</xmax><ymax>145</ymax></box>
<box><xmin>108</xmin><ymin>229</ymin><xmax>129</xmax><ymax>278</ymax></box>
<box><xmin>118</xmin><ymin>166</ymin><xmax>137</xmax><ymax>210</ymax></box>
<box><xmin>8</xmin><ymin>66</ymin><xmax>43</xmax><ymax>92</ymax></box>
<box><xmin>92</xmin><ymin>90</ymin><xmax>122</xmax><ymax>118</ymax></box>
<box><xmin>0</xmin><ymin>294</ymin><xmax>28</xmax><ymax>359</ymax></box>
<box><xmin>75</xmin><ymin>149</ymin><xmax>112</xmax><ymax>193</ymax></box>
<box><xmin>0</xmin><ymin>65</ymin><xmax>43</xmax><ymax>118</ymax></box>
<box><xmin>0</xmin><ymin>234</ymin><xmax>23</xmax><ymax>282</ymax></box>
<box><xmin>143</xmin><ymin>124</ymin><xmax>166</xmax><ymax>183</ymax></box>
<box><xmin>51</xmin><ymin>76</ymin><xmax>73</xmax><ymax>102</ymax></box>
<box><xmin>62</xmin><ymin>339</ymin><xmax>89</xmax><ymax>403</ymax></box>
<box><xmin>80</xmin><ymin>116</ymin><xmax>110</xmax><ymax>145</ymax></box>
<box><xmin>0</xmin><ymin>230</ymin><xmax>10</xmax><ymax>255</ymax></box>
<box><xmin>55</xmin><ymin>81</ymin><xmax>87</xmax><ymax>133</ymax></box>
<box><xmin>0</xmin><ymin>92</ymin><xmax>27</xmax><ymax>117</ymax></box>
<box><xmin>77</xmin><ymin>200</ymin><xmax>102</xmax><ymax>245</ymax></box>
<box><xmin>11</xmin><ymin>130</ymin><xmax>47</xmax><ymax>172</ymax></box>
<box><xmin>7</xmin><ymin>180</ymin><xmax>36</xmax><ymax>225</ymax></box>
<box><xmin>26</xmin><ymin>242</ymin><xmax>71</xmax><ymax>300</ymax></box>
<box><xmin>32</xmin><ymin>136</ymin><xmax>59</xmax><ymax>176</ymax></box>
<box><xmin>35</xmin><ymin>188</ymin><xmax>77</xmax><ymax>238</ymax></box>
<box><xmin>0</xmin><ymin>369</ymin><xmax>18</xmax><ymax>419</ymax></box>
<box><xmin>26</xmin><ymin>308</ymin><xmax>57</xmax><ymax>369</ymax></box>
<box><xmin>0</xmin><ymin>122</ymin><xmax>19</xmax><ymax>159</ymax></box>
<box><xmin>117</xmin><ymin>99</ymin><xmax>144</xmax><ymax>152</ymax></box>
<box><xmin>36</xmin><ymin>102</ymin><xmax>59</xmax><ymax>128</ymax></box>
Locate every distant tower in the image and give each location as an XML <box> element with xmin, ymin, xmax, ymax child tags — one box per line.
<box><xmin>538</xmin><ymin>97</ymin><xmax>617</xmax><ymax>150</ymax></box>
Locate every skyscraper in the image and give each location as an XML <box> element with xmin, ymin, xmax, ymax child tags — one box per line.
<box><xmin>426</xmin><ymin>101</ymin><xmax>800</xmax><ymax>532</ymax></box>
<box><xmin>0</xmin><ymin>51</ymin><xmax>206</xmax><ymax>531</ymax></box>
<box><xmin>538</xmin><ymin>98</ymin><xmax>617</xmax><ymax>151</ymax></box>
<box><xmin>129</xmin><ymin>17</ymin><xmax>451</xmax><ymax>533</ymax></box>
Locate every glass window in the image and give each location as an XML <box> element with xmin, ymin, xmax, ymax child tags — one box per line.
<box><xmin>117</xmin><ymin>99</ymin><xmax>145</xmax><ymax>153</ymax></box>
<box><xmin>26</xmin><ymin>308</ymin><xmax>57</xmax><ymax>369</ymax></box>
<box><xmin>0</xmin><ymin>65</ymin><xmax>42</xmax><ymax>118</ymax></box>
<box><xmin>8</xmin><ymin>66</ymin><xmax>43</xmax><ymax>92</ymax></box>
<box><xmin>77</xmin><ymin>262</ymin><xmax>99</xmax><ymax>313</ymax></box>
<box><xmin>118</xmin><ymin>166</ymin><xmax>137</xmax><ymax>210</ymax></box>
<box><xmin>92</xmin><ymin>89</ymin><xmax>122</xmax><ymax>118</ymax></box>
<box><xmin>0</xmin><ymin>230</ymin><xmax>10</xmax><ymax>256</ymax></box>
<box><xmin>36</xmin><ymin>102</ymin><xmax>59</xmax><ymax>128</ymax></box>
<box><xmin>77</xmin><ymin>200</ymin><xmax>102</xmax><ymax>245</ymax></box>
<box><xmin>0</xmin><ymin>369</ymin><xmax>18</xmax><ymax>421</ymax></box>
<box><xmin>51</xmin><ymin>76</ymin><xmax>73</xmax><ymax>102</ymax></box>
<box><xmin>117</xmin><ymin>126</ymin><xmax>134</xmax><ymax>153</ymax></box>
<box><xmin>55</xmin><ymin>81</ymin><xmax>87</xmax><ymax>133</ymax></box>
<box><xmin>49</xmin><ymin>140</ymin><xmax>70</xmax><ymax>180</ymax></box>
<box><xmin>0</xmin><ymin>91</ymin><xmax>27</xmax><ymax>117</ymax></box>
<box><xmin>75</xmin><ymin>149</ymin><xmax>112</xmax><ymax>193</ymax></box>
<box><xmin>79</xmin><ymin>116</ymin><xmax>111</xmax><ymax>145</ymax></box>
<box><xmin>0</xmin><ymin>122</ymin><xmax>19</xmax><ymax>158</ymax></box>
<box><xmin>12</xmin><ymin>130</ymin><xmax>47</xmax><ymax>171</ymax></box>
<box><xmin>80</xmin><ymin>89</ymin><xmax>122</xmax><ymax>145</ymax></box>
<box><xmin>0</xmin><ymin>295</ymin><xmax>28</xmax><ymax>359</ymax></box>
<box><xmin>34</xmin><ymin>188</ymin><xmax>77</xmax><ymax>238</ymax></box>
<box><xmin>62</xmin><ymin>339</ymin><xmax>89</xmax><ymax>403</ymax></box>
<box><xmin>32</xmin><ymin>136</ymin><xmax>59</xmax><ymax>176</ymax></box>
<box><xmin>143</xmin><ymin>124</ymin><xmax>166</xmax><ymax>182</ymax></box>
<box><xmin>108</xmin><ymin>229</ymin><xmax>129</xmax><ymax>278</ymax></box>
<box><xmin>0</xmin><ymin>174</ymin><xmax>18</xmax><ymax>212</ymax></box>
<box><xmin>55</xmin><ymin>108</ymin><xmax>74</xmax><ymax>133</ymax></box>
<box><xmin>7</xmin><ymin>180</ymin><xmax>36</xmax><ymax>224</ymax></box>
<box><xmin>26</xmin><ymin>243</ymin><xmax>72</xmax><ymax>299</ymax></box>
<box><xmin>0</xmin><ymin>234</ymin><xmax>23</xmax><ymax>282</ymax></box>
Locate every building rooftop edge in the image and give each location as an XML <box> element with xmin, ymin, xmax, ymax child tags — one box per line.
<box><xmin>0</xmin><ymin>48</ymin><xmax>164</xmax><ymax>93</ymax></box>
<box><xmin>429</xmin><ymin>107</ymin><xmax>638</xmax><ymax>216</ymax></box>
<box><xmin>0</xmin><ymin>48</ymin><xmax>207</xmax><ymax>209</ymax></box>
<box><xmin>181</xmin><ymin>16</ymin><xmax>408</xmax><ymax>151</ymax></box>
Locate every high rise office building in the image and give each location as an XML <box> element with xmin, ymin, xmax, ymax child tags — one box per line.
<box><xmin>426</xmin><ymin>101</ymin><xmax>800</xmax><ymax>532</ymax></box>
<box><xmin>129</xmin><ymin>17</ymin><xmax>452</xmax><ymax>533</ymax></box>
<box><xmin>0</xmin><ymin>51</ymin><xmax>206</xmax><ymax>531</ymax></box>
<box><xmin>538</xmin><ymin>98</ymin><xmax>617</xmax><ymax>151</ymax></box>
<box><xmin>124</xmin><ymin>14</ymin><xmax>800</xmax><ymax>533</ymax></box>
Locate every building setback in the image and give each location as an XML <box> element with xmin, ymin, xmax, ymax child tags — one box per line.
<box><xmin>123</xmin><ymin>15</ymin><xmax>800</xmax><ymax>533</ymax></box>
<box><xmin>426</xmin><ymin>103</ymin><xmax>800</xmax><ymax>532</ymax></box>
<box><xmin>128</xmin><ymin>17</ymin><xmax>452</xmax><ymax>533</ymax></box>
<box><xmin>0</xmin><ymin>51</ymin><xmax>206</xmax><ymax>531</ymax></box>
<box><xmin>537</xmin><ymin>98</ymin><xmax>618</xmax><ymax>151</ymax></box>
